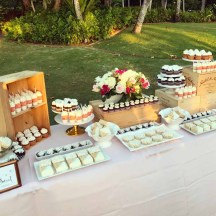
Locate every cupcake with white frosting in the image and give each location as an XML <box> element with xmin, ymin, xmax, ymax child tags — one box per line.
<box><xmin>40</xmin><ymin>128</ymin><xmax>49</xmax><ymax>138</ymax></box>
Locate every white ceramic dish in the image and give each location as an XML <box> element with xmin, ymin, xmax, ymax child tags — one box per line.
<box><xmin>179</xmin><ymin>124</ymin><xmax>216</xmax><ymax>135</ymax></box>
<box><xmin>35</xmin><ymin>140</ymin><xmax>94</xmax><ymax>160</ymax></box>
<box><xmin>116</xmin><ymin>125</ymin><xmax>183</xmax><ymax>152</ymax></box>
<box><xmin>34</xmin><ymin>147</ymin><xmax>110</xmax><ymax>181</ymax></box>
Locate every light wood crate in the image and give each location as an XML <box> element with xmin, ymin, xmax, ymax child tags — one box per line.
<box><xmin>90</xmin><ymin>100</ymin><xmax>164</xmax><ymax>128</ymax></box>
<box><xmin>155</xmin><ymin>88</ymin><xmax>201</xmax><ymax>114</ymax></box>
<box><xmin>200</xmin><ymin>92</ymin><xmax>216</xmax><ymax>111</ymax></box>
<box><xmin>0</xmin><ymin>71</ymin><xmax>51</xmax><ymax>140</ymax></box>
<box><xmin>183</xmin><ymin>66</ymin><xmax>216</xmax><ymax>96</ymax></box>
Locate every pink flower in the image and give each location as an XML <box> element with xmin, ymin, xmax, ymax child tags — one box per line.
<box><xmin>142</xmin><ymin>81</ymin><xmax>150</xmax><ymax>89</ymax></box>
<box><xmin>129</xmin><ymin>77</ymin><xmax>136</xmax><ymax>84</ymax></box>
<box><xmin>115</xmin><ymin>69</ymin><xmax>127</xmax><ymax>75</ymax></box>
<box><xmin>100</xmin><ymin>85</ymin><xmax>110</xmax><ymax>96</ymax></box>
<box><xmin>140</xmin><ymin>78</ymin><xmax>145</xmax><ymax>83</ymax></box>
<box><xmin>116</xmin><ymin>84</ymin><xmax>124</xmax><ymax>94</ymax></box>
<box><xmin>131</xmin><ymin>87</ymin><xmax>135</xmax><ymax>93</ymax></box>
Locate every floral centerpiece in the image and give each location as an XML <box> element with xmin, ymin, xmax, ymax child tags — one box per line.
<box><xmin>92</xmin><ymin>68</ymin><xmax>150</xmax><ymax>102</ymax></box>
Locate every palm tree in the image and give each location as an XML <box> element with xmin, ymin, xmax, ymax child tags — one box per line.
<box><xmin>175</xmin><ymin>0</ymin><xmax>181</xmax><ymax>22</ymax></box>
<box><xmin>201</xmin><ymin>0</ymin><xmax>206</xmax><ymax>11</ymax></box>
<box><xmin>133</xmin><ymin>0</ymin><xmax>151</xmax><ymax>34</ymax></box>
<box><xmin>74</xmin><ymin>0</ymin><xmax>83</xmax><ymax>20</ymax></box>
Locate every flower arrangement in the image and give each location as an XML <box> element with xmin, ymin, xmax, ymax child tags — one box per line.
<box><xmin>92</xmin><ymin>68</ymin><xmax>150</xmax><ymax>101</ymax></box>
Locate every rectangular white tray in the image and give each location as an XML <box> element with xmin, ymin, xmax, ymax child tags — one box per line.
<box><xmin>180</xmin><ymin>124</ymin><xmax>216</xmax><ymax>135</ymax></box>
<box><xmin>34</xmin><ymin>148</ymin><xmax>110</xmax><ymax>181</ymax></box>
<box><xmin>35</xmin><ymin>140</ymin><xmax>94</xmax><ymax>160</ymax></box>
<box><xmin>116</xmin><ymin>125</ymin><xmax>183</xmax><ymax>152</ymax></box>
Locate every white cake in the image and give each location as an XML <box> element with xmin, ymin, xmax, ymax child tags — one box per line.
<box><xmin>51</xmin><ymin>156</ymin><xmax>68</xmax><ymax>173</ymax></box>
<box><xmin>152</xmin><ymin>135</ymin><xmax>163</xmax><ymax>142</ymax></box>
<box><xmin>191</xmin><ymin>125</ymin><xmax>203</xmax><ymax>134</ymax></box>
<box><xmin>145</xmin><ymin>130</ymin><xmax>156</xmax><ymax>137</ymax></box>
<box><xmin>209</xmin><ymin>122</ymin><xmax>216</xmax><ymax>129</ymax></box>
<box><xmin>39</xmin><ymin>159</ymin><xmax>55</xmax><ymax>178</ymax></box>
<box><xmin>134</xmin><ymin>133</ymin><xmax>145</xmax><ymax>140</ymax></box>
<box><xmin>79</xmin><ymin>154</ymin><xmax>94</xmax><ymax>166</ymax></box>
<box><xmin>65</xmin><ymin>153</ymin><xmax>82</xmax><ymax>169</ymax></box>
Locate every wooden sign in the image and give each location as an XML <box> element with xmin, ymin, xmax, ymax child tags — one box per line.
<box><xmin>0</xmin><ymin>160</ymin><xmax>22</xmax><ymax>194</ymax></box>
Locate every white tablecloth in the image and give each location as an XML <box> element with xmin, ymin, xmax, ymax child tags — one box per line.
<box><xmin>1</xmin><ymin>124</ymin><xmax>216</xmax><ymax>216</ymax></box>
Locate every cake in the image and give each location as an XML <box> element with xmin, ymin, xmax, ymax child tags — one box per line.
<box><xmin>77</xmin><ymin>151</ymin><xmax>94</xmax><ymax>166</ymax></box>
<box><xmin>191</xmin><ymin>125</ymin><xmax>203</xmax><ymax>134</ymax></box>
<box><xmin>134</xmin><ymin>133</ymin><xmax>145</xmax><ymax>140</ymax></box>
<box><xmin>21</xmin><ymin>139</ymin><xmax>30</xmax><ymax>150</ymax></box>
<box><xmin>51</xmin><ymin>156</ymin><xmax>68</xmax><ymax>173</ymax></box>
<box><xmin>65</xmin><ymin>153</ymin><xmax>82</xmax><ymax>169</ymax></box>
<box><xmin>88</xmin><ymin>147</ymin><xmax>105</xmax><ymax>162</ymax></box>
<box><xmin>39</xmin><ymin>159</ymin><xmax>55</xmax><ymax>178</ymax></box>
<box><xmin>28</xmin><ymin>136</ymin><xmax>37</xmax><ymax>146</ymax></box>
<box><xmin>122</xmin><ymin>135</ymin><xmax>134</xmax><ymax>142</ymax></box>
<box><xmin>183</xmin><ymin>49</ymin><xmax>213</xmax><ymax>61</ymax></box>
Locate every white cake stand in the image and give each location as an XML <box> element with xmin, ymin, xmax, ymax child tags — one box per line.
<box><xmin>54</xmin><ymin>114</ymin><xmax>95</xmax><ymax>136</ymax></box>
<box><xmin>182</xmin><ymin>58</ymin><xmax>212</xmax><ymax>63</ymax></box>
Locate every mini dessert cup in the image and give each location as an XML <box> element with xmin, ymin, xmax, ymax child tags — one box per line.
<box><xmin>40</xmin><ymin>128</ymin><xmax>49</xmax><ymax>138</ymax></box>
<box><xmin>34</xmin><ymin>132</ymin><xmax>43</xmax><ymax>142</ymax></box>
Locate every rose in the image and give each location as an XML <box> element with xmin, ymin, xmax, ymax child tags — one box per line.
<box><xmin>140</xmin><ymin>78</ymin><xmax>145</xmax><ymax>83</ymax></box>
<box><xmin>142</xmin><ymin>81</ymin><xmax>150</xmax><ymax>89</ymax></box>
<box><xmin>126</xmin><ymin>87</ymin><xmax>131</xmax><ymax>94</ymax></box>
<box><xmin>129</xmin><ymin>77</ymin><xmax>136</xmax><ymax>84</ymax></box>
<box><xmin>115</xmin><ymin>69</ymin><xmax>127</xmax><ymax>75</ymax></box>
<box><xmin>116</xmin><ymin>83</ymin><xmax>125</xmax><ymax>94</ymax></box>
<box><xmin>100</xmin><ymin>85</ymin><xmax>110</xmax><ymax>96</ymax></box>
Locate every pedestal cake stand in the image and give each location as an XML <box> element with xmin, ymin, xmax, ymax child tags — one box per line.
<box><xmin>54</xmin><ymin>114</ymin><xmax>95</xmax><ymax>136</ymax></box>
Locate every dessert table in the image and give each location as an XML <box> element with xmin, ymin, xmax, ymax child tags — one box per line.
<box><xmin>1</xmin><ymin>124</ymin><xmax>216</xmax><ymax>216</ymax></box>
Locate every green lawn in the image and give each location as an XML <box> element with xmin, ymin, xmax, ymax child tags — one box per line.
<box><xmin>0</xmin><ymin>23</ymin><xmax>216</xmax><ymax>124</ymax></box>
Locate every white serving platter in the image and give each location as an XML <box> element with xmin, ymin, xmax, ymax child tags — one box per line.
<box><xmin>159</xmin><ymin>73</ymin><xmax>183</xmax><ymax>78</ymax></box>
<box><xmin>158</xmin><ymin>83</ymin><xmax>185</xmax><ymax>88</ymax></box>
<box><xmin>34</xmin><ymin>148</ymin><xmax>110</xmax><ymax>181</ymax></box>
<box><xmin>35</xmin><ymin>140</ymin><xmax>94</xmax><ymax>160</ymax></box>
<box><xmin>116</xmin><ymin>125</ymin><xmax>183</xmax><ymax>152</ymax></box>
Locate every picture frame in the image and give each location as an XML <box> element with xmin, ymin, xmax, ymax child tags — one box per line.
<box><xmin>0</xmin><ymin>160</ymin><xmax>22</xmax><ymax>194</ymax></box>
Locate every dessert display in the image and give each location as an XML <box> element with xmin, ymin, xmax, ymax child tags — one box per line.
<box><xmin>183</xmin><ymin>110</ymin><xmax>214</xmax><ymax>123</ymax></box>
<box><xmin>34</xmin><ymin>146</ymin><xmax>110</xmax><ymax>180</ymax></box>
<box><xmin>116</xmin><ymin>124</ymin><xmax>183</xmax><ymax>151</ymax></box>
<box><xmin>8</xmin><ymin>89</ymin><xmax>43</xmax><ymax>116</ymax></box>
<box><xmin>180</xmin><ymin>114</ymin><xmax>216</xmax><ymax>135</ymax></box>
<box><xmin>157</xmin><ymin>65</ymin><xmax>185</xmax><ymax>88</ymax></box>
<box><xmin>98</xmin><ymin>95</ymin><xmax>159</xmax><ymax>112</ymax></box>
<box><xmin>117</xmin><ymin>121</ymin><xmax>159</xmax><ymax>135</ymax></box>
<box><xmin>51</xmin><ymin>98</ymin><xmax>78</xmax><ymax>113</ymax></box>
<box><xmin>60</xmin><ymin>105</ymin><xmax>93</xmax><ymax>123</ymax></box>
<box><xmin>182</xmin><ymin>49</ymin><xmax>213</xmax><ymax>61</ymax></box>
<box><xmin>174</xmin><ymin>86</ymin><xmax>197</xmax><ymax>99</ymax></box>
<box><xmin>85</xmin><ymin>120</ymin><xmax>120</xmax><ymax>148</ymax></box>
<box><xmin>193</xmin><ymin>61</ymin><xmax>216</xmax><ymax>73</ymax></box>
<box><xmin>35</xmin><ymin>140</ymin><xmax>93</xmax><ymax>160</ymax></box>
<box><xmin>16</xmin><ymin>126</ymin><xmax>49</xmax><ymax>150</ymax></box>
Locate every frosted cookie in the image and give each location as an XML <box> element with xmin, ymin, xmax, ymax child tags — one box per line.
<box><xmin>191</xmin><ymin>125</ymin><xmax>203</xmax><ymax>134</ymax></box>
<box><xmin>122</xmin><ymin>135</ymin><xmax>134</xmax><ymax>142</ymax></box>
<box><xmin>152</xmin><ymin>135</ymin><xmax>163</xmax><ymax>142</ymax></box>
<box><xmin>145</xmin><ymin>130</ymin><xmax>156</xmax><ymax>137</ymax></box>
<box><xmin>162</xmin><ymin>132</ymin><xmax>173</xmax><ymax>139</ymax></box>
<box><xmin>128</xmin><ymin>140</ymin><xmax>141</xmax><ymax>148</ymax></box>
<box><xmin>134</xmin><ymin>133</ymin><xmax>145</xmax><ymax>140</ymax></box>
<box><xmin>141</xmin><ymin>137</ymin><xmax>152</xmax><ymax>145</ymax></box>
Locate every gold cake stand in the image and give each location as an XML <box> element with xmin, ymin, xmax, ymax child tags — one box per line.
<box><xmin>54</xmin><ymin>114</ymin><xmax>95</xmax><ymax>136</ymax></box>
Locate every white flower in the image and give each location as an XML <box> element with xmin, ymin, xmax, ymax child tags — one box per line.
<box><xmin>105</xmin><ymin>77</ymin><xmax>116</xmax><ymax>89</ymax></box>
<box><xmin>92</xmin><ymin>84</ymin><xmax>100</xmax><ymax>92</ymax></box>
<box><xmin>129</xmin><ymin>77</ymin><xmax>136</xmax><ymax>84</ymax></box>
<box><xmin>95</xmin><ymin>76</ymin><xmax>102</xmax><ymax>83</ymax></box>
<box><xmin>116</xmin><ymin>83</ymin><xmax>125</xmax><ymax>94</ymax></box>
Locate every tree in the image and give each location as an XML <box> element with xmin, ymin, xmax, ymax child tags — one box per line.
<box><xmin>133</xmin><ymin>0</ymin><xmax>151</xmax><ymax>34</ymax></box>
<box><xmin>74</xmin><ymin>0</ymin><xmax>83</xmax><ymax>20</ymax></box>
<box><xmin>161</xmin><ymin>0</ymin><xmax>167</xmax><ymax>9</ymax></box>
<box><xmin>182</xmin><ymin>0</ymin><xmax>185</xmax><ymax>12</ymax></box>
<box><xmin>201</xmin><ymin>0</ymin><xmax>206</xmax><ymax>11</ymax></box>
<box><xmin>149</xmin><ymin>0</ymin><xmax>152</xmax><ymax>10</ymax></box>
<box><xmin>53</xmin><ymin>0</ymin><xmax>61</xmax><ymax>11</ymax></box>
<box><xmin>175</xmin><ymin>0</ymin><xmax>181</xmax><ymax>22</ymax></box>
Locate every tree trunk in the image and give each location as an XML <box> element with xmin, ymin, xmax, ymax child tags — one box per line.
<box><xmin>182</xmin><ymin>0</ymin><xmax>185</xmax><ymax>12</ymax></box>
<box><xmin>201</xmin><ymin>0</ymin><xmax>206</xmax><ymax>12</ymax></box>
<box><xmin>149</xmin><ymin>0</ymin><xmax>152</xmax><ymax>11</ymax></box>
<box><xmin>74</xmin><ymin>0</ymin><xmax>83</xmax><ymax>20</ymax></box>
<box><xmin>104</xmin><ymin>0</ymin><xmax>112</xmax><ymax>6</ymax></box>
<box><xmin>31</xmin><ymin>0</ymin><xmax>36</xmax><ymax>12</ymax></box>
<box><xmin>122</xmin><ymin>0</ymin><xmax>124</xmax><ymax>8</ymax></box>
<box><xmin>128</xmin><ymin>0</ymin><xmax>130</xmax><ymax>7</ymax></box>
<box><xmin>53</xmin><ymin>0</ymin><xmax>61</xmax><ymax>11</ymax></box>
<box><xmin>140</xmin><ymin>0</ymin><xmax>142</xmax><ymax>6</ymax></box>
<box><xmin>175</xmin><ymin>0</ymin><xmax>181</xmax><ymax>22</ymax></box>
<box><xmin>133</xmin><ymin>0</ymin><xmax>151</xmax><ymax>34</ymax></box>
<box><xmin>22</xmin><ymin>0</ymin><xmax>31</xmax><ymax>11</ymax></box>
<box><xmin>161</xmin><ymin>0</ymin><xmax>167</xmax><ymax>9</ymax></box>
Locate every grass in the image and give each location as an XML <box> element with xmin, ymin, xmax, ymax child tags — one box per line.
<box><xmin>0</xmin><ymin>23</ymin><xmax>216</xmax><ymax>124</ymax></box>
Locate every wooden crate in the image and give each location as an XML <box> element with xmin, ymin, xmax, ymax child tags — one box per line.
<box><xmin>200</xmin><ymin>92</ymin><xmax>216</xmax><ymax>111</ymax></box>
<box><xmin>155</xmin><ymin>88</ymin><xmax>200</xmax><ymax>114</ymax></box>
<box><xmin>183</xmin><ymin>66</ymin><xmax>216</xmax><ymax>96</ymax></box>
<box><xmin>0</xmin><ymin>71</ymin><xmax>50</xmax><ymax>140</ymax></box>
<box><xmin>90</xmin><ymin>100</ymin><xmax>163</xmax><ymax>128</ymax></box>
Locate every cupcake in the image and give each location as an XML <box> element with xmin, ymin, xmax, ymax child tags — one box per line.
<box><xmin>188</xmin><ymin>50</ymin><xmax>195</xmax><ymax>60</ymax></box>
<box><xmin>34</xmin><ymin>132</ymin><xmax>42</xmax><ymax>142</ymax></box>
<box><xmin>40</xmin><ymin>128</ymin><xmax>49</xmax><ymax>138</ymax></box>
<box><xmin>51</xmin><ymin>101</ymin><xmax>56</xmax><ymax>111</ymax></box>
<box><xmin>183</xmin><ymin>50</ymin><xmax>189</xmax><ymax>59</ymax></box>
<box><xmin>10</xmin><ymin>101</ymin><xmax>16</xmax><ymax>116</ymax></box>
<box><xmin>28</xmin><ymin>136</ymin><xmax>37</xmax><ymax>146</ymax></box>
<box><xmin>61</xmin><ymin>111</ymin><xmax>68</xmax><ymax>123</ymax></box>
<box><xmin>32</xmin><ymin>93</ymin><xmax>38</xmax><ymax>106</ymax></box>
<box><xmin>36</xmin><ymin>91</ymin><xmax>42</xmax><ymax>104</ymax></box>
<box><xmin>21</xmin><ymin>139</ymin><xmax>30</xmax><ymax>150</ymax></box>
